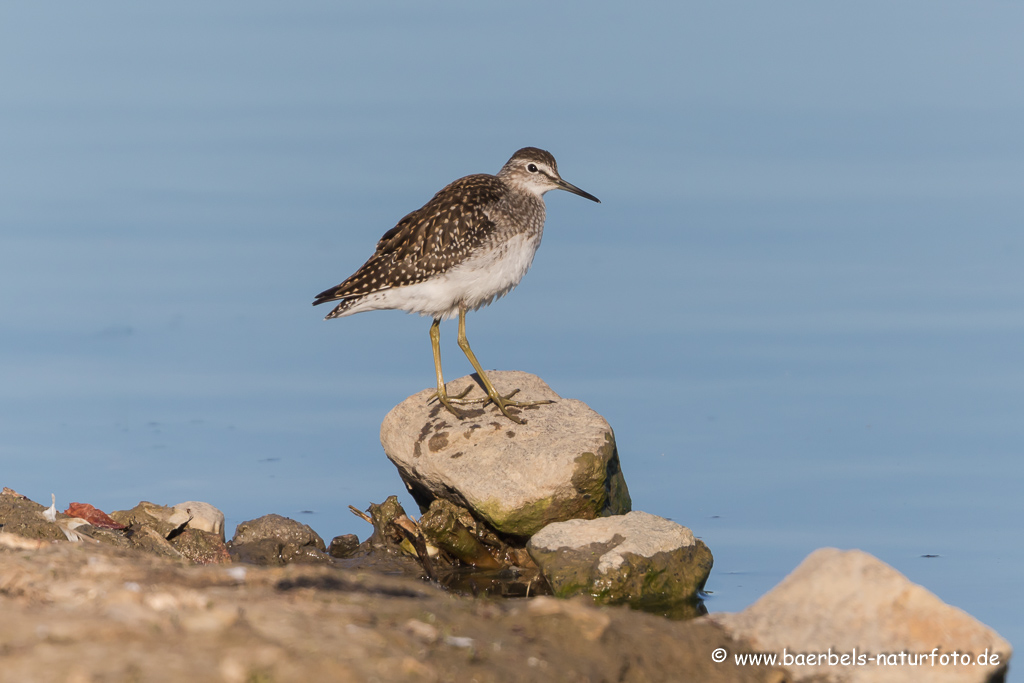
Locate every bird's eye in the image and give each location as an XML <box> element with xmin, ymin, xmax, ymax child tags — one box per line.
<box><xmin>527</xmin><ymin>163</ymin><xmax>538</xmax><ymax>173</ymax></box>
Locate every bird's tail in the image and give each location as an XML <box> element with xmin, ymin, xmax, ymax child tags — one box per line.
<box><xmin>312</xmin><ymin>284</ymin><xmax>344</xmax><ymax>307</ymax></box>
<box><xmin>314</xmin><ymin>292</ymin><xmax>359</xmax><ymax>320</ymax></box>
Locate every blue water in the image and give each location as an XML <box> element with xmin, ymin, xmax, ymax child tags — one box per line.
<box><xmin>2</xmin><ymin>2</ymin><xmax>1021</xmax><ymax>661</ymax></box>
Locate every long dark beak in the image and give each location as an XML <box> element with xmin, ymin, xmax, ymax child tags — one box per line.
<box><xmin>555</xmin><ymin>177</ymin><xmax>601</xmax><ymax>203</ymax></box>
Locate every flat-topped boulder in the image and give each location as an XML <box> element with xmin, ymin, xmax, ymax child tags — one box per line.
<box><xmin>380</xmin><ymin>371</ymin><xmax>631</xmax><ymax>537</ymax></box>
<box><xmin>527</xmin><ymin>511</ymin><xmax>713</xmax><ymax>611</ymax></box>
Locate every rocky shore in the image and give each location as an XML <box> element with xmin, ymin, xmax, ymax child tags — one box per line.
<box><xmin>0</xmin><ymin>533</ymin><xmax>774</xmax><ymax>683</ymax></box>
<box><xmin>0</xmin><ymin>373</ymin><xmax>1012</xmax><ymax>682</ymax></box>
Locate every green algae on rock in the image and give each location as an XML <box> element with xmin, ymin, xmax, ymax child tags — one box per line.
<box><xmin>527</xmin><ymin>511</ymin><xmax>712</xmax><ymax>612</ymax></box>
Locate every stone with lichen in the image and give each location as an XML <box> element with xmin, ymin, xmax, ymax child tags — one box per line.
<box><xmin>380</xmin><ymin>371</ymin><xmax>631</xmax><ymax>538</ymax></box>
<box><xmin>527</xmin><ymin>511</ymin><xmax>712</xmax><ymax>613</ymax></box>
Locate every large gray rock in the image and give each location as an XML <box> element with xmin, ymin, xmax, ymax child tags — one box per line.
<box><xmin>715</xmin><ymin>548</ymin><xmax>1012</xmax><ymax>683</ymax></box>
<box><xmin>380</xmin><ymin>371</ymin><xmax>631</xmax><ymax>537</ymax></box>
<box><xmin>527</xmin><ymin>511</ymin><xmax>712</xmax><ymax>609</ymax></box>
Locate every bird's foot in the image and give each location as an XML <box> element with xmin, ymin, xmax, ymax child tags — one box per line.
<box><xmin>432</xmin><ymin>385</ymin><xmax>554</xmax><ymax>423</ymax></box>
<box><xmin>431</xmin><ymin>385</ymin><xmax>474</xmax><ymax>419</ymax></box>
<box><xmin>451</xmin><ymin>386</ymin><xmax>554</xmax><ymax>424</ymax></box>
<box><xmin>447</xmin><ymin>387</ymin><xmax>521</xmax><ymax>405</ymax></box>
<box><xmin>488</xmin><ymin>393</ymin><xmax>554</xmax><ymax>424</ymax></box>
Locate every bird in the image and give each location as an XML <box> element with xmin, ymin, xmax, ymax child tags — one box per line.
<box><xmin>313</xmin><ymin>147</ymin><xmax>600</xmax><ymax>424</ymax></box>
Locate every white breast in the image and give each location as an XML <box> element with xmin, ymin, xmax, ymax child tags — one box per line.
<box><xmin>340</xmin><ymin>231</ymin><xmax>543</xmax><ymax>320</ymax></box>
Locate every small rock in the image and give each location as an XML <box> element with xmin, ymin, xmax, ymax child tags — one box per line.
<box><xmin>715</xmin><ymin>548</ymin><xmax>1012</xmax><ymax>683</ymax></box>
<box><xmin>327</xmin><ymin>534</ymin><xmax>361</xmax><ymax>558</ymax></box>
<box><xmin>109</xmin><ymin>502</ymin><xmax>181</xmax><ymax>538</ymax></box>
<box><xmin>171</xmin><ymin>501</ymin><xmax>226</xmax><ymax>540</ymax></box>
<box><xmin>527</xmin><ymin>511</ymin><xmax>712</xmax><ymax>608</ymax></box>
<box><xmin>228</xmin><ymin>514</ymin><xmax>330</xmax><ymax>566</ymax></box>
<box><xmin>170</xmin><ymin>528</ymin><xmax>232</xmax><ymax>565</ymax></box>
<box><xmin>381</xmin><ymin>371</ymin><xmax>631</xmax><ymax>537</ymax></box>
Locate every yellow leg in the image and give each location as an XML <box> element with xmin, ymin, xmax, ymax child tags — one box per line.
<box><xmin>430</xmin><ymin>318</ymin><xmax>471</xmax><ymax>418</ymax></box>
<box><xmin>453</xmin><ymin>303</ymin><xmax>553</xmax><ymax>424</ymax></box>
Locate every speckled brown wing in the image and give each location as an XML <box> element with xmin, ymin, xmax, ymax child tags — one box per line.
<box><xmin>312</xmin><ymin>174</ymin><xmax>504</xmax><ymax>308</ymax></box>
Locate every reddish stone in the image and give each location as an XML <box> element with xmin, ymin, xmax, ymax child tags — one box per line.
<box><xmin>64</xmin><ymin>502</ymin><xmax>128</xmax><ymax>530</ymax></box>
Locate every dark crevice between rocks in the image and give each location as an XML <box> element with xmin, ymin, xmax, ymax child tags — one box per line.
<box><xmin>274</xmin><ymin>575</ymin><xmax>424</xmax><ymax>598</ymax></box>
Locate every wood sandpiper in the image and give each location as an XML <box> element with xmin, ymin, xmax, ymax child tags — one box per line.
<box><xmin>313</xmin><ymin>147</ymin><xmax>600</xmax><ymax>423</ymax></box>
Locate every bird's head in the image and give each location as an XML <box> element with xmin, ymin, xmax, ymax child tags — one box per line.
<box><xmin>498</xmin><ymin>147</ymin><xmax>600</xmax><ymax>203</ymax></box>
